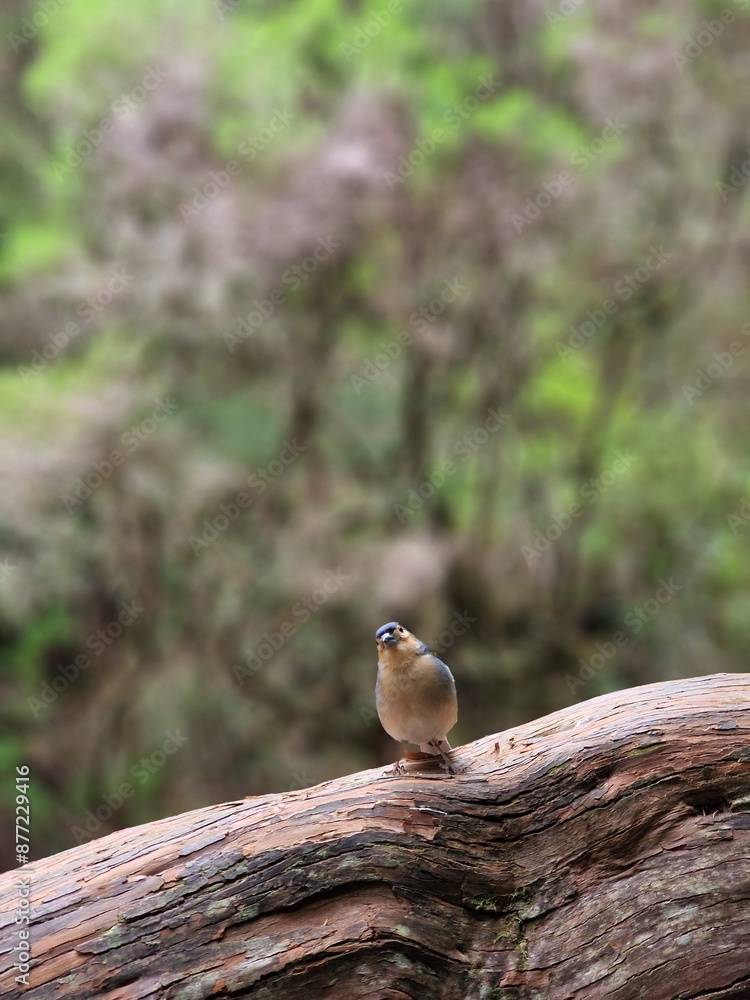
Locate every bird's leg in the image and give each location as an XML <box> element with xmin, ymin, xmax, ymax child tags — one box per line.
<box><xmin>421</xmin><ymin>739</ymin><xmax>456</xmax><ymax>774</ymax></box>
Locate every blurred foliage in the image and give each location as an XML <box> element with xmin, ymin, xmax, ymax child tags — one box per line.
<box><xmin>1</xmin><ymin>0</ymin><xmax>749</xmax><ymax>866</ymax></box>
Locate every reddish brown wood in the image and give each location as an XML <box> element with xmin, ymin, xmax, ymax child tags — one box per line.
<box><xmin>1</xmin><ymin>673</ymin><xmax>749</xmax><ymax>999</ymax></box>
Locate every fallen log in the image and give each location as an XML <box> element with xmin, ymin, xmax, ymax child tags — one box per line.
<box><xmin>1</xmin><ymin>672</ymin><xmax>749</xmax><ymax>999</ymax></box>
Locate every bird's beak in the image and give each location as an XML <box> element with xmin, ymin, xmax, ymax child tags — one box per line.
<box><xmin>380</xmin><ymin>631</ymin><xmax>398</xmax><ymax>646</ymax></box>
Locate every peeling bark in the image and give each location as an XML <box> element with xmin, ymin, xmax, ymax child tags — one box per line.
<box><xmin>1</xmin><ymin>673</ymin><xmax>749</xmax><ymax>999</ymax></box>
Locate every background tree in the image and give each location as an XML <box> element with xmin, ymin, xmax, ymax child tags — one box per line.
<box><xmin>0</xmin><ymin>0</ymin><xmax>749</xmax><ymax>866</ymax></box>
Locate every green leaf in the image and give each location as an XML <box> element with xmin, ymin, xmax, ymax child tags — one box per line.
<box><xmin>0</xmin><ymin>223</ymin><xmax>70</xmax><ymax>279</ymax></box>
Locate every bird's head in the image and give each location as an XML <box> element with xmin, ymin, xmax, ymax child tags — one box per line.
<box><xmin>375</xmin><ymin>622</ymin><xmax>428</xmax><ymax>663</ymax></box>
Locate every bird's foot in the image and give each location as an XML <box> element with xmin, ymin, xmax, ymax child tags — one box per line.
<box><xmin>384</xmin><ymin>759</ymin><xmax>407</xmax><ymax>776</ymax></box>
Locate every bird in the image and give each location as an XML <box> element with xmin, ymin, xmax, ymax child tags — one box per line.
<box><xmin>374</xmin><ymin>621</ymin><xmax>458</xmax><ymax>774</ymax></box>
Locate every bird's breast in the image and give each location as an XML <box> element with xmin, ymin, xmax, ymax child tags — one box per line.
<box><xmin>376</xmin><ymin>655</ymin><xmax>457</xmax><ymax>744</ymax></box>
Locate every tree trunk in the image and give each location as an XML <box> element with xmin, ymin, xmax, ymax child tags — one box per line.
<box><xmin>1</xmin><ymin>673</ymin><xmax>749</xmax><ymax>999</ymax></box>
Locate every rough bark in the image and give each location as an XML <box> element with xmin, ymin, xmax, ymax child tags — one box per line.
<box><xmin>1</xmin><ymin>672</ymin><xmax>749</xmax><ymax>999</ymax></box>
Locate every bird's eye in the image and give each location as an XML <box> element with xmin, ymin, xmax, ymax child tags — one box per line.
<box><xmin>397</xmin><ymin>626</ymin><xmax>405</xmax><ymax>635</ymax></box>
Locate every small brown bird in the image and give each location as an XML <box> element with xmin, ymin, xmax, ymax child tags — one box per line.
<box><xmin>375</xmin><ymin>622</ymin><xmax>458</xmax><ymax>773</ymax></box>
